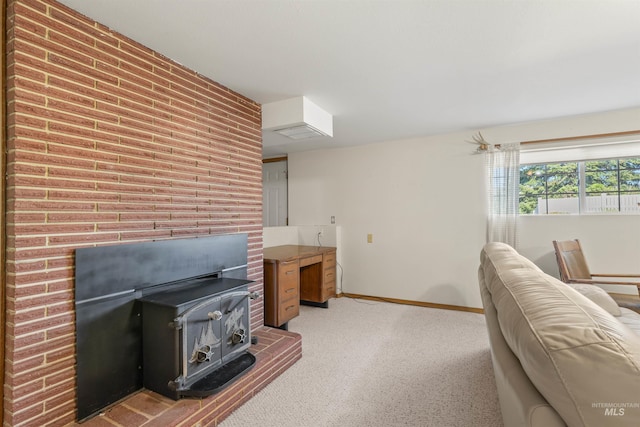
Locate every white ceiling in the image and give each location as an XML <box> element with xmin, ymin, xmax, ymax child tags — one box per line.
<box><xmin>57</xmin><ymin>0</ymin><xmax>640</xmax><ymax>158</ymax></box>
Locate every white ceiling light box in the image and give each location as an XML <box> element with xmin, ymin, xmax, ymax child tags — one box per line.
<box><xmin>262</xmin><ymin>96</ymin><xmax>333</xmax><ymax>140</ymax></box>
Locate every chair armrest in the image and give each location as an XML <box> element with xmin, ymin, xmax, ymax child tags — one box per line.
<box><xmin>569</xmin><ymin>278</ymin><xmax>640</xmax><ymax>287</ymax></box>
<box><xmin>591</xmin><ymin>273</ymin><xmax>640</xmax><ymax>279</ymax></box>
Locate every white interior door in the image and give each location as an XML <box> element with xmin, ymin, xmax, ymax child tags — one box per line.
<box><xmin>263</xmin><ymin>160</ymin><xmax>288</xmax><ymax>226</ymax></box>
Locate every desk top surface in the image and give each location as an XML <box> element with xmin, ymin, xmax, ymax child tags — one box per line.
<box><xmin>263</xmin><ymin>245</ymin><xmax>336</xmax><ymax>262</ymax></box>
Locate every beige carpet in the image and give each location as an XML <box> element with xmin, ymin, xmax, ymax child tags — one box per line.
<box><xmin>220</xmin><ymin>297</ymin><xmax>503</xmax><ymax>427</ymax></box>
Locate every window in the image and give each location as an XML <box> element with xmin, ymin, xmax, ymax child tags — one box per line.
<box><xmin>519</xmin><ymin>157</ymin><xmax>640</xmax><ymax>214</ymax></box>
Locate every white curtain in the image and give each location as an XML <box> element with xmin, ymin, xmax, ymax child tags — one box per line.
<box><xmin>486</xmin><ymin>142</ymin><xmax>520</xmax><ymax>247</ymax></box>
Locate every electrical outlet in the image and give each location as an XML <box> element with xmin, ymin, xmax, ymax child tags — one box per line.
<box><xmin>330</xmin><ymin>216</ymin><xmax>335</xmax><ymax>224</ymax></box>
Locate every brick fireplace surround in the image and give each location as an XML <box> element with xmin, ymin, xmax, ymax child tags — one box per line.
<box><xmin>4</xmin><ymin>0</ymin><xmax>302</xmax><ymax>425</ymax></box>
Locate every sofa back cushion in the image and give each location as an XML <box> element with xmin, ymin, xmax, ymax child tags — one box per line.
<box><xmin>480</xmin><ymin>242</ymin><xmax>640</xmax><ymax>427</ymax></box>
<box><xmin>566</xmin><ymin>283</ymin><xmax>622</xmax><ymax>316</ymax></box>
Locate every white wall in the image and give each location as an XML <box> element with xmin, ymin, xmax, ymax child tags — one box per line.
<box><xmin>263</xmin><ymin>226</ymin><xmax>299</xmax><ymax>247</ymax></box>
<box><xmin>263</xmin><ymin>225</ymin><xmax>340</xmax><ymax>248</ymax></box>
<box><xmin>288</xmin><ymin>133</ymin><xmax>487</xmax><ymax>308</ymax></box>
<box><xmin>518</xmin><ymin>215</ymin><xmax>640</xmax><ymax>294</ymax></box>
<box><xmin>287</xmin><ymin>108</ymin><xmax>640</xmax><ymax>309</ymax></box>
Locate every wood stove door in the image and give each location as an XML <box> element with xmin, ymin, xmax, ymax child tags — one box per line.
<box><xmin>220</xmin><ymin>291</ymin><xmax>252</xmax><ymax>363</ymax></box>
<box><xmin>180</xmin><ymin>297</ymin><xmax>224</xmax><ymax>387</ymax></box>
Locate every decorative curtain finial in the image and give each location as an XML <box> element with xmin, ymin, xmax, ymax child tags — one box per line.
<box><xmin>468</xmin><ymin>132</ymin><xmax>491</xmax><ymax>153</ymax></box>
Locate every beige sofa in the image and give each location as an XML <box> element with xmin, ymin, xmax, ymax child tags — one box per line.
<box><xmin>478</xmin><ymin>242</ymin><xmax>640</xmax><ymax>427</ymax></box>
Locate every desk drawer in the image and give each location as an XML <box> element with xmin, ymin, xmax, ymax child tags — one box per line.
<box><xmin>322</xmin><ymin>280</ymin><xmax>336</xmax><ymax>300</ymax></box>
<box><xmin>323</xmin><ymin>251</ymin><xmax>336</xmax><ymax>266</ymax></box>
<box><xmin>279</xmin><ymin>279</ymin><xmax>299</xmax><ymax>302</ymax></box>
<box><xmin>278</xmin><ymin>299</ymin><xmax>299</xmax><ymax>323</ymax></box>
<box><xmin>278</xmin><ymin>260</ymin><xmax>299</xmax><ymax>283</ymax></box>
<box><xmin>324</xmin><ymin>268</ymin><xmax>335</xmax><ymax>283</ymax></box>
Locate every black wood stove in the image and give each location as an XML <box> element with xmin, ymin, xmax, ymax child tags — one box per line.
<box><xmin>139</xmin><ymin>276</ymin><xmax>258</xmax><ymax>399</ymax></box>
<box><xmin>74</xmin><ymin>234</ymin><xmax>257</xmax><ymax>421</ymax></box>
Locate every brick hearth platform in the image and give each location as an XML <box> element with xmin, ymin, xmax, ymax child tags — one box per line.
<box><xmin>73</xmin><ymin>328</ymin><xmax>301</xmax><ymax>427</ymax></box>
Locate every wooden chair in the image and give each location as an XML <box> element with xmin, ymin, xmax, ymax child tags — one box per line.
<box><xmin>552</xmin><ymin>239</ymin><xmax>640</xmax><ymax>313</ymax></box>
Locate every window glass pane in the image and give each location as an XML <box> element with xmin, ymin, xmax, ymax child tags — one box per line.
<box><xmin>585</xmin><ymin>160</ymin><xmax>617</xmax><ymax>171</ymax></box>
<box><xmin>520</xmin><ymin>164</ymin><xmax>546</xmax><ymax>214</ymax></box>
<box><xmin>584</xmin><ymin>193</ymin><xmax>619</xmax><ymax>213</ymax></box>
<box><xmin>519</xmin><ymin>195</ymin><xmax>541</xmax><ymax>214</ymax></box>
<box><xmin>546</xmin><ymin>162</ymin><xmax>577</xmax><ymax>174</ymax></box>
<box><xmin>584</xmin><ymin>160</ymin><xmax>620</xmax><ymax>212</ymax></box>
<box><xmin>520</xmin><ymin>165</ymin><xmax>546</xmax><ymax>193</ymax></box>
<box><xmin>620</xmin><ymin>157</ymin><xmax>640</xmax><ymax>169</ymax></box>
<box><xmin>585</xmin><ymin>170</ymin><xmax>618</xmax><ymax>195</ymax></box>
<box><xmin>620</xmin><ymin>170</ymin><xmax>640</xmax><ymax>191</ymax></box>
<box><xmin>546</xmin><ymin>163</ymin><xmax>578</xmax><ymax>199</ymax></box>
<box><xmin>620</xmin><ymin>191</ymin><xmax>640</xmax><ymax>212</ymax></box>
<box><xmin>547</xmin><ymin>193</ymin><xmax>579</xmax><ymax>214</ymax></box>
<box><xmin>620</xmin><ymin>158</ymin><xmax>640</xmax><ymax>193</ymax></box>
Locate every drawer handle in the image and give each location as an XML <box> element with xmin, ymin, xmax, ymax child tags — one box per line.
<box><xmin>285</xmin><ymin>305</ymin><xmax>296</xmax><ymax>311</ymax></box>
<box><xmin>285</xmin><ymin>271</ymin><xmax>295</xmax><ymax>275</ymax></box>
<box><xmin>285</xmin><ymin>288</ymin><xmax>296</xmax><ymax>293</ymax></box>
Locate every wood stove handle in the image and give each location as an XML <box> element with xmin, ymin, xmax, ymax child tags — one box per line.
<box><xmin>207</xmin><ymin>311</ymin><xmax>223</xmax><ymax>320</ymax></box>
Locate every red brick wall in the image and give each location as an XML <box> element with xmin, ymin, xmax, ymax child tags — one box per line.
<box><xmin>4</xmin><ymin>0</ymin><xmax>264</xmax><ymax>425</ymax></box>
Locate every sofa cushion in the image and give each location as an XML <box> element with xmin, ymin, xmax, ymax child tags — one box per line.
<box><xmin>566</xmin><ymin>283</ymin><xmax>622</xmax><ymax>316</ymax></box>
<box><xmin>480</xmin><ymin>242</ymin><xmax>640</xmax><ymax>427</ymax></box>
<box><xmin>618</xmin><ymin>307</ymin><xmax>640</xmax><ymax>336</ymax></box>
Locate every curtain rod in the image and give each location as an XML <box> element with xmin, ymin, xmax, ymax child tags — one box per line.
<box><xmin>475</xmin><ymin>129</ymin><xmax>640</xmax><ymax>151</ymax></box>
<box><xmin>519</xmin><ymin>129</ymin><xmax>640</xmax><ymax>146</ymax></box>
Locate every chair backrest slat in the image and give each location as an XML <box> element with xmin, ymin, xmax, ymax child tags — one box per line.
<box><xmin>552</xmin><ymin>239</ymin><xmax>592</xmax><ymax>282</ymax></box>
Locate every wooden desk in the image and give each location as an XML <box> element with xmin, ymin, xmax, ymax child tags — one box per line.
<box><xmin>263</xmin><ymin>245</ymin><xmax>337</xmax><ymax>328</ymax></box>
